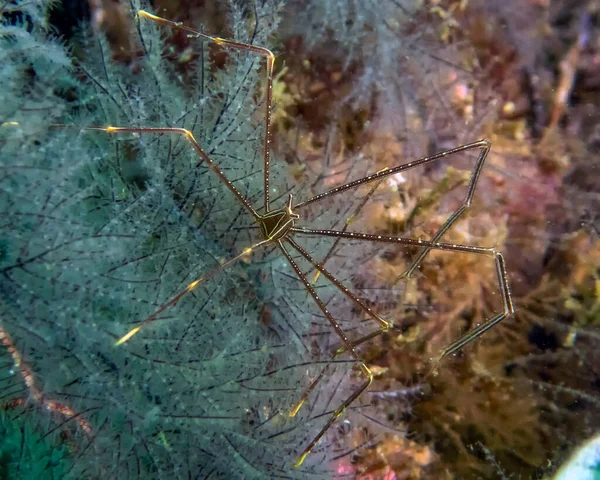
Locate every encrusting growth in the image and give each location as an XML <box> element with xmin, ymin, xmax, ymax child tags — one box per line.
<box><xmin>0</xmin><ymin>322</ymin><xmax>93</xmax><ymax>436</ymax></box>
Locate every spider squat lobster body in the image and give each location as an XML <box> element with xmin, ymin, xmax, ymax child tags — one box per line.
<box><xmin>257</xmin><ymin>194</ymin><xmax>300</xmax><ymax>241</ymax></box>
<box><xmin>60</xmin><ymin>9</ymin><xmax>515</xmax><ymax>469</ymax></box>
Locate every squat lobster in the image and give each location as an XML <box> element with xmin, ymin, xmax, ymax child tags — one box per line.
<box><xmin>59</xmin><ymin>9</ymin><xmax>515</xmax><ymax>468</ymax></box>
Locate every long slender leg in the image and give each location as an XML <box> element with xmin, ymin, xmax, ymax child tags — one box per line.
<box><xmin>137</xmin><ymin>10</ymin><xmax>275</xmax><ymax>213</ymax></box>
<box><xmin>288</xmin><ymin>326</ymin><xmax>387</xmax><ymax>421</ymax></box>
<box><xmin>287</xmin><ymin>237</ymin><xmax>390</xmax><ymax>331</ymax></box>
<box><xmin>286</xmin><ymin>236</ymin><xmax>391</xmax><ymax>420</ymax></box>
<box><xmin>431</xmin><ymin>251</ymin><xmax>513</xmax><ymax>363</ymax></box>
<box><xmin>291</xmin><ymin>227</ymin><xmax>515</xmax><ymax>362</ymax></box>
<box><xmin>294</xmin><ymin>141</ymin><xmax>489</xmax><ymax>211</ymax></box>
<box><xmin>296</xmin><ymin>141</ymin><xmax>490</xmax><ymax>280</ymax></box>
<box><xmin>115</xmin><ymin>239</ymin><xmax>270</xmax><ymax>345</ymax></box>
<box><xmin>292</xmin><ymin>226</ymin><xmax>495</xmax><ymax>255</ymax></box>
<box><xmin>398</xmin><ymin>142</ymin><xmax>490</xmax><ymax>280</ymax></box>
<box><xmin>313</xmin><ymin>174</ymin><xmax>386</xmax><ymax>283</ymax></box>
<box><xmin>277</xmin><ymin>240</ymin><xmax>372</xmax><ymax>468</ymax></box>
<box><xmin>53</xmin><ymin>125</ymin><xmax>260</xmax><ymax>219</ymax></box>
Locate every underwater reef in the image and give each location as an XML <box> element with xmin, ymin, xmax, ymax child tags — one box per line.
<box><xmin>1</xmin><ymin>0</ymin><xmax>599</xmax><ymax>478</ymax></box>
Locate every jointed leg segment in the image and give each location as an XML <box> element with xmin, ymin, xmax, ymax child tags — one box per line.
<box><xmin>52</xmin><ymin>123</ymin><xmax>272</xmax><ymax>345</ymax></box>
<box><xmin>290</xmin><ymin>227</ymin><xmax>514</xmax><ymax>364</ymax></box>
<box><xmin>137</xmin><ymin>10</ymin><xmax>275</xmax><ymax>212</ymax></box>
<box><xmin>277</xmin><ymin>240</ymin><xmax>373</xmax><ymax>468</ymax></box>
<box><xmin>283</xmin><ymin>224</ymin><xmax>512</xmax><ymax>464</ymax></box>
<box><xmin>73</xmin><ymin>125</ymin><xmax>260</xmax><ymax>219</ymax></box>
<box><xmin>294</xmin><ymin>140</ymin><xmax>490</xmax><ymax>211</ymax></box>
<box><xmin>50</xmin><ymin>8</ymin><xmax>514</xmax><ymax>470</ymax></box>
<box><xmin>53</xmin><ymin>7</ymin><xmax>279</xmax><ymax>345</ymax></box>
<box><xmin>114</xmin><ymin>238</ymin><xmax>270</xmax><ymax>346</ymax></box>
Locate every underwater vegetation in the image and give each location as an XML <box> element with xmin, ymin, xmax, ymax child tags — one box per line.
<box><xmin>274</xmin><ymin>1</ymin><xmax>600</xmax><ymax>477</ymax></box>
<box><xmin>1</xmin><ymin>0</ymin><xmax>599</xmax><ymax>478</ymax></box>
<box><xmin>0</xmin><ymin>410</ymin><xmax>69</xmax><ymax>480</ymax></box>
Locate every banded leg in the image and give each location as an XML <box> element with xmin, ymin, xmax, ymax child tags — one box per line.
<box><xmin>294</xmin><ymin>141</ymin><xmax>490</xmax><ymax>211</ymax></box>
<box><xmin>54</xmin><ymin>125</ymin><xmax>260</xmax><ymax>219</ymax></box>
<box><xmin>293</xmin><ymin>141</ymin><xmax>491</xmax><ymax>278</ymax></box>
<box><xmin>313</xmin><ymin>175</ymin><xmax>386</xmax><ymax>284</ymax></box>
<box><xmin>398</xmin><ymin>141</ymin><xmax>490</xmax><ymax>280</ymax></box>
<box><xmin>51</xmin><ymin>124</ymin><xmax>273</xmax><ymax>344</ymax></box>
<box><xmin>291</xmin><ymin>227</ymin><xmax>515</xmax><ymax>363</ymax></box>
<box><xmin>114</xmin><ymin>238</ymin><xmax>269</xmax><ymax>345</ymax></box>
<box><xmin>137</xmin><ymin>10</ymin><xmax>276</xmax><ymax>212</ymax></box>
<box><xmin>286</xmin><ymin>236</ymin><xmax>392</xmax><ymax>418</ymax></box>
<box><xmin>287</xmin><ymin>326</ymin><xmax>388</xmax><ymax>421</ymax></box>
<box><xmin>277</xmin><ymin>241</ymin><xmax>373</xmax><ymax>468</ymax></box>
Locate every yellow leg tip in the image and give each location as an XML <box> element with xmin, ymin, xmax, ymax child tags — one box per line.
<box><xmin>293</xmin><ymin>451</ymin><xmax>309</xmax><ymax>469</ymax></box>
<box><xmin>114</xmin><ymin>326</ymin><xmax>140</xmax><ymax>346</ymax></box>
<box><xmin>289</xmin><ymin>401</ymin><xmax>303</xmax><ymax>418</ymax></box>
<box><xmin>137</xmin><ymin>10</ymin><xmax>157</xmax><ymax>21</ymax></box>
